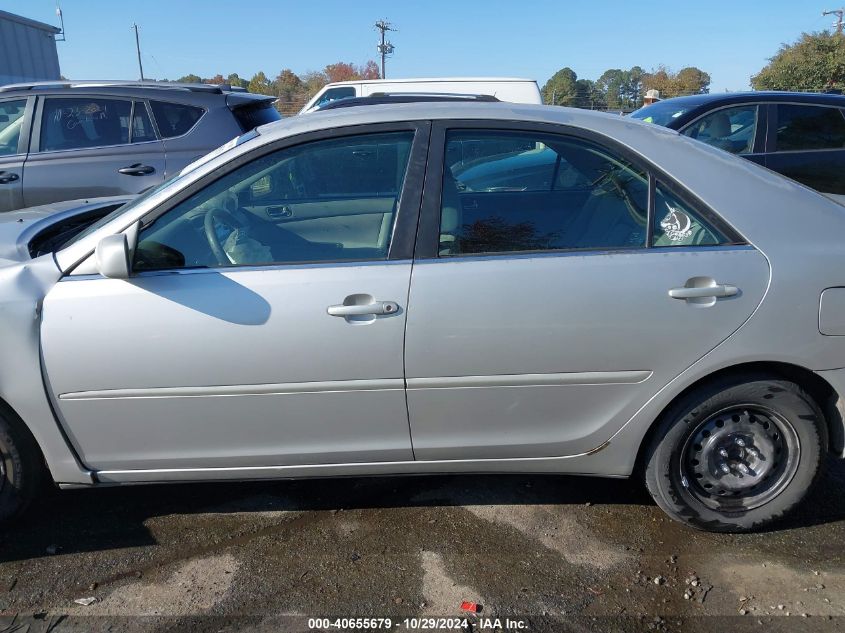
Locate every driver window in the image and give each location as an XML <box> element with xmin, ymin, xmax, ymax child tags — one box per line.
<box><xmin>134</xmin><ymin>131</ymin><xmax>414</xmax><ymax>271</ymax></box>
<box><xmin>682</xmin><ymin>105</ymin><xmax>759</xmax><ymax>155</ymax></box>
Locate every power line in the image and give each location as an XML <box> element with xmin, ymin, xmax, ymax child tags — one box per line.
<box><xmin>823</xmin><ymin>8</ymin><xmax>844</xmax><ymax>35</ymax></box>
<box><xmin>374</xmin><ymin>20</ymin><xmax>396</xmax><ymax>79</ymax></box>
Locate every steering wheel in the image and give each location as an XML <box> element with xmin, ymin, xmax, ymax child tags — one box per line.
<box><xmin>203</xmin><ymin>207</ymin><xmax>250</xmax><ymax>265</ymax></box>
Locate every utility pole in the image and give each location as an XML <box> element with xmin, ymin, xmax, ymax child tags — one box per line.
<box><xmin>132</xmin><ymin>23</ymin><xmax>145</xmax><ymax>80</ymax></box>
<box><xmin>823</xmin><ymin>8</ymin><xmax>844</xmax><ymax>35</ymax></box>
<box><xmin>374</xmin><ymin>20</ymin><xmax>396</xmax><ymax>79</ymax></box>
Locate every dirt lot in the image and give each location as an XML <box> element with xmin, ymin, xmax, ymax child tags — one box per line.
<box><xmin>0</xmin><ymin>457</ymin><xmax>843</xmax><ymax>632</ymax></box>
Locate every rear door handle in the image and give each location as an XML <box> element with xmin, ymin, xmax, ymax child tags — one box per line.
<box><xmin>118</xmin><ymin>163</ymin><xmax>155</xmax><ymax>176</ymax></box>
<box><xmin>669</xmin><ymin>284</ymin><xmax>738</xmax><ymax>299</ymax></box>
<box><xmin>0</xmin><ymin>172</ymin><xmax>19</xmax><ymax>184</ymax></box>
<box><xmin>327</xmin><ymin>301</ymin><xmax>399</xmax><ymax>317</ymax></box>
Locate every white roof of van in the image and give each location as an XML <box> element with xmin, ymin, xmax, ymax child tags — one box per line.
<box><xmin>324</xmin><ymin>77</ymin><xmax>537</xmax><ymax>86</ymax></box>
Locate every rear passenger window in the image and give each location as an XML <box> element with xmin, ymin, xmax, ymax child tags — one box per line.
<box><xmin>149</xmin><ymin>101</ymin><xmax>204</xmax><ymax>138</ymax></box>
<box><xmin>651</xmin><ymin>182</ymin><xmax>726</xmax><ymax>247</ymax></box>
<box><xmin>40</xmin><ymin>98</ymin><xmax>130</xmax><ymax>151</ymax></box>
<box><xmin>440</xmin><ymin>131</ymin><xmax>648</xmax><ymax>256</ymax></box>
<box><xmin>775</xmin><ymin>104</ymin><xmax>845</xmax><ymax>151</ymax></box>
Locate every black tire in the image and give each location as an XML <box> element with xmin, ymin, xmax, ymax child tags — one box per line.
<box><xmin>644</xmin><ymin>374</ymin><xmax>827</xmax><ymax>532</ymax></box>
<box><xmin>0</xmin><ymin>409</ymin><xmax>43</xmax><ymax>523</ymax></box>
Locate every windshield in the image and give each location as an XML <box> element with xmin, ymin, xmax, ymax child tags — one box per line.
<box><xmin>630</xmin><ymin>101</ymin><xmax>690</xmax><ymax>126</ymax></box>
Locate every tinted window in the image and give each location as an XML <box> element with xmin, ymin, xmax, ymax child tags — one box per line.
<box><xmin>0</xmin><ymin>99</ymin><xmax>27</xmax><ymax>156</ymax></box>
<box><xmin>40</xmin><ymin>98</ymin><xmax>130</xmax><ymax>151</ymax></box>
<box><xmin>233</xmin><ymin>102</ymin><xmax>281</xmax><ymax>131</ymax></box>
<box><xmin>149</xmin><ymin>101</ymin><xmax>204</xmax><ymax>138</ymax></box>
<box><xmin>775</xmin><ymin>104</ymin><xmax>845</xmax><ymax>151</ymax></box>
<box><xmin>652</xmin><ymin>183</ymin><xmax>726</xmax><ymax>247</ymax></box>
<box><xmin>440</xmin><ymin>131</ymin><xmax>649</xmax><ymax>256</ymax></box>
<box><xmin>682</xmin><ymin>105</ymin><xmax>759</xmax><ymax>154</ymax></box>
<box><xmin>630</xmin><ymin>101</ymin><xmax>690</xmax><ymax>126</ymax></box>
<box><xmin>134</xmin><ymin>131</ymin><xmax>414</xmax><ymax>271</ymax></box>
<box><xmin>131</xmin><ymin>101</ymin><xmax>156</xmax><ymax>143</ymax></box>
<box><xmin>316</xmin><ymin>87</ymin><xmax>356</xmax><ymax>107</ymax></box>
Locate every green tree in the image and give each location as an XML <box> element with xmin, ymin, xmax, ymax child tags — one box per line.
<box><xmin>642</xmin><ymin>65</ymin><xmax>710</xmax><ymax>98</ymax></box>
<box><xmin>177</xmin><ymin>74</ymin><xmax>202</xmax><ymax>84</ymax></box>
<box><xmin>752</xmin><ymin>31</ymin><xmax>845</xmax><ymax>91</ymax></box>
<box><xmin>542</xmin><ymin>67</ymin><xmax>578</xmax><ymax>106</ymax></box>
<box><xmin>596</xmin><ymin>69</ymin><xmax>627</xmax><ymax>109</ymax></box>
<box><xmin>226</xmin><ymin>73</ymin><xmax>248</xmax><ymax>89</ymax></box>
<box><xmin>247</xmin><ymin>71</ymin><xmax>273</xmax><ymax>95</ymax></box>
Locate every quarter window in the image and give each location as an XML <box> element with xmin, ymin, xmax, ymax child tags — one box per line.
<box><xmin>682</xmin><ymin>105</ymin><xmax>759</xmax><ymax>154</ymax></box>
<box><xmin>134</xmin><ymin>131</ymin><xmax>414</xmax><ymax>271</ymax></box>
<box><xmin>439</xmin><ymin>131</ymin><xmax>649</xmax><ymax>256</ymax></box>
<box><xmin>0</xmin><ymin>99</ymin><xmax>27</xmax><ymax>156</ymax></box>
<box><xmin>775</xmin><ymin>104</ymin><xmax>845</xmax><ymax>151</ymax></box>
<box><xmin>149</xmin><ymin>101</ymin><xmax>205</xmax><ymax>138</ymax></box>
<box><xmin>40</xmin><ymin>98</ymin><xmax>131</xmax><ymax>151</ymax></box>
<box><xmin>651</xmin><ymin>182</ymin><xmax>725</xmax><ymax>247</ymax></box>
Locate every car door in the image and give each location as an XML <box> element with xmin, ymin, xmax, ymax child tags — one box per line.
<box><xmin>40</xmin><ymin>122</ymin><xmax>428</xmax><ymax>472</ymax></box>
<box><xmin>23</xmin><ymin>96</ymin><xmax>165</xmax><ymax>207</ymax></box>
<box><xmin>404</xmin><ymin>123</ymin><xmax>770</xmax><ymax>460</ymax></box>
<box><xmin>0</xmin><ymin>96</ymin><xmax>33</xmax><ymax>212</ymax></box>
<box><xmin>763</xmin><ymin>102</ymin><xmax>845</xmax><ymax>194</ymax></box>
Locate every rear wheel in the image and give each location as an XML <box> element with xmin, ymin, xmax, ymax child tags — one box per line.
<box><xmin>0</xmin><ymin>410</ymin><xmax>42</xmax><ymax>522</ymax></box>
<box><xmin>644</xmin><ymin>375</ymin><xmax>826</xmax><ymax>532</ymax></box>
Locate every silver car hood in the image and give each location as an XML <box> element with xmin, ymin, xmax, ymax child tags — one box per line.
<box><xmin>0</xmin><ymin>196</ymin><xmax>133</xmax><ymax>265</ymax></box>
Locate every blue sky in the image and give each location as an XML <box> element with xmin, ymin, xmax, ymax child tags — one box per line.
<box><xmin>4</xmin><ymin>0</ymin><xmax>836</xmax><ymax>92</ymax></box>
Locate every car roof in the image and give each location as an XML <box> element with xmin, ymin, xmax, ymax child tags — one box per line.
<box><xmin>0</xmin><ymin>80</ymin><xmax>254</xmax><ymax>98</ymax></box>
<box><xmin>321</xmin><ymin>77</ymin><xmax>536</xmax><ymax>87</ymax></box>
<box><xmin>648</xmin><ymin>91</ymin><xmax>845</xmax><ymax>108</ymax></box>
<box><xmin>258</xmin><ymin>101</ymin><xmax>679</xmax><ymax>143</ymax></box>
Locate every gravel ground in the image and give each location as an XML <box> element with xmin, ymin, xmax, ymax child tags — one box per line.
<box><xmin>0</xmin><ymin>457</ymin><xmax>843</xmax><ymax>632</ymax></box>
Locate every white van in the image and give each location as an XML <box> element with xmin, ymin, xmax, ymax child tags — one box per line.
<box><xmin>300</xmin><ymin>77</ymin><xmax>542</xmax><ymax>113</ymax></box>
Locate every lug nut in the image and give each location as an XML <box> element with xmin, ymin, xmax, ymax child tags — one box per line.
<box><xmin>737</xmin><ymin>463</ymin><xmax>750</xmax><ymax>475</ymax></box>
<box><xmin>719</xmin><ymin>463</ymin><xmax>731</xmax><ymax>474</ymax></box>
<box><xmin>735</xmin><ymin>437</ymin><xmax>746</xmax><ymax>447</ymax></box>
<box><xmin>718</xmin><ymin>448</ymin><xmax>729</xmax><ymax>458</ymax></box>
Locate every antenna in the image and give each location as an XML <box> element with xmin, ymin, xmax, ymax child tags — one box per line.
<box><xmin>55</xmin><ymin>2</ymin><xmax>66</xmax><ymax>41</ymax></box>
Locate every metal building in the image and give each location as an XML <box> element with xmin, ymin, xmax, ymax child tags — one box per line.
<box><xmin>0</xmin><ymin>10</ymin><xmax>61</xmax><ymax>86</ymax></box>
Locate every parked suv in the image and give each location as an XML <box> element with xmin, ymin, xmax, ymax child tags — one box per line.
<box><xmin>631</xmin><ymin>92</ymin><xmax>845</xmax><ymax>195</ymax></box>
<box><xmin>0</xmin><ymin>81</ymin><xmax>280</xmax><ymax>212</ymax></box>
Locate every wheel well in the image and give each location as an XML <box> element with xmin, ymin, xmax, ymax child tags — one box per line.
<box><xmin>0</xmin><ymin>396</ymin><xmax>49</xmax><ymax>475</ymax></box>
<box><xmin>634</xmin><ymin>361</ymin><xmax>844</xmax><ymax>474</ymax></box>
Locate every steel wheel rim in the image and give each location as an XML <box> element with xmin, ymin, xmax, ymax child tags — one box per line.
<box><xmin>680</xmin><ymin>405</ymin><xmax>800</xmax><ymax>512</ymax></box>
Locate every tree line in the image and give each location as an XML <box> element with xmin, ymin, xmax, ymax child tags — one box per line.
<box><xmin>171</xmin><ymin>60</ymin><xmax>381</xmax><ymax>115</ymax></box>
<box><xmin>541</xmin><ymin>65</ymin><xmax>711</xmax><ymax>111</ymax></box>
<box><xmin>165</xmin><ymin>29</ymin><xmax>844</xmax><ymax>117</ymax></box>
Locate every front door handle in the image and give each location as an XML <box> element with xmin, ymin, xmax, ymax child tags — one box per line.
<box><xmin>118</xmin><ymin>163</ymin><xmax>155</xmax><ymax>176</ymax></box>
<box><xmin>0</xmin><ymin>172</ymin><xmax>19</xmax><ymax>184</ymax></box>
<box><xmin>327</xmin><ymin>301</ymin><xmax>399</xmax><ymax>317</ymax></box>
<box><xmin>669</xmin><ymin>284</ymin><xmax>738</xmax><ymax>299</ymax></box>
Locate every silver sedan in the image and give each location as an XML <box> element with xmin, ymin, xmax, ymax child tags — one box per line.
<box><xmin>0</xmin><ymin>102</ymin><xmax>843</xmax><ymax>532</ymax></box>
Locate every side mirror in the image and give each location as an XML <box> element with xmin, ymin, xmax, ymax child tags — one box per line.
<box><xmin>95</xmin><ymin>234</ymin><xmax>131</xmax><ymax>279</ymax></box>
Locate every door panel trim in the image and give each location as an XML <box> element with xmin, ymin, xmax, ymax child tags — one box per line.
<box><xmin>406</xmin><ymin>370</ymin><xmax>652</xmax><ymax>389</ymax></box>
<box><xmin>59</xmin><ymin>378</ymin><xmax>404</xmax><ymax>400</ymax></box>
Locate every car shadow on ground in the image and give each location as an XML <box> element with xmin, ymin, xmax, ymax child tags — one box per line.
<box><xmin>1</xmin><ymin>457</ymin><xmax>843</xmax><ymax>563</ymax></box>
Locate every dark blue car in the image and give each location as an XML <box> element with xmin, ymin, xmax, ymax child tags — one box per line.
<box><xmin>631</xmin><ymin>92</ymin><xmax>845</xmax><ymax>195</ymax></box>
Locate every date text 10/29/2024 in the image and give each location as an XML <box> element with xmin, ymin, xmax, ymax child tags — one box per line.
<box><xmin>307</xmin><ymin>618</ymin><xmax>529</xmax><ymax>630</ymax></box>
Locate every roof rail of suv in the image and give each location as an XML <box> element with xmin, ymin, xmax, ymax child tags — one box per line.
<box><xmin>0</xmin><ymin>80</ymin><xmax>248</xmax><ymax>94</ymax></box>
<box><xmin>315</xmin><ymin>92</ymin><xmax>501</xmax><ymax>111</ymax></box>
